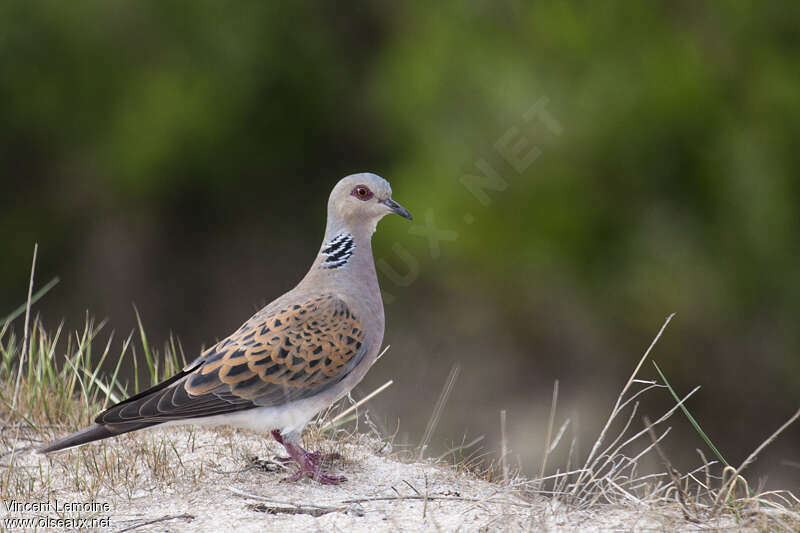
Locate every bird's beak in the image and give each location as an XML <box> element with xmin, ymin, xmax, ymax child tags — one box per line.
<box><xmin>381</xmin><ymin>198</ymin><xmax>412</xmax><ymax>220</ymax></box>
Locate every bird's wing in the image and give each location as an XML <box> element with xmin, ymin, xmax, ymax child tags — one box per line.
<box><xmin>96</xmin><ymin>294</ymin><xmax>367</xmax><ymax>425</ymax></box>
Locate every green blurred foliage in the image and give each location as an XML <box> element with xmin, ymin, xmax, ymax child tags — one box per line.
<box><xmin>1</xmin><ymin>1</ymin><xmax>799</xmax><ymax>477</ymax></box>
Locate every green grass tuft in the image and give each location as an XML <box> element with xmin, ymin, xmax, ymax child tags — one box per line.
<box><xmin>653</xmin><ymin>360</ymin><xmax>729</xmax><ymax>468</ymax></box>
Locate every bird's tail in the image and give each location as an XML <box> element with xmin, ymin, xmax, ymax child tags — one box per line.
<box><xmin>37</xmin><ymin>422</ymin><xmax>159</xmax><ymax>454</ymax></box>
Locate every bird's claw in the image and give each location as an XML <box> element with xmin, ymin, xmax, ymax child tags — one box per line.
<box><xmin>271</xmin><ymin>430</ymin><xmax>345</xmax><ymax>485</ymax></box>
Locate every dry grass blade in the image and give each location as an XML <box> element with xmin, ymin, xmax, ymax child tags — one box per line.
<box><xmin>318</xmin><ymin>379</ymin><xmax>393</xmax><ymax>431</ymax></box>
<box><xmin>11</xmin><ymin>244</ymin><xmax>38</xmax><ymax>410</ymax></box>
<box><xmin>571</xmin><ymin>313</ymin><xmax>674</xmax><ymax>495</ymax></box>
<box><xmin>1</xmin><ymin>277</ymin><xmax>59</xmax><ymax>327</ymax></box>
<box><xmin>643</xmin><ymin>415</ymin><xmax>698</xmax><ymax>523</ymax></box>
<box><xmin>573</xmin><ymin>386</ymin><xmax>700</xmax><ymax>504</ymax></box>
<box><xmin>435</xmin><ymin>434</ymin><xmax>485</xmax><ymax>463</ymax></box>
<box><xmin>711</xmin><ymin>407</ymin><xmax>800</xmax><ymax>516</ymax></box>
<box><xmin>500</xmin><ymin>409</ymin><xmax>509</xmax><ymax>484</ymax></box>
<box><xmin>418</xmin><ymin>363</ymin><xmax>460</xmax><ymax>460</ymax></box>
<box><xmin>538</xmin><ymin>380</ymin><xmax>558</xmax><ymax>485</ymax></box>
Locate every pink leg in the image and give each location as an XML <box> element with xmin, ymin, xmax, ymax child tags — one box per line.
<box><xmin>271</xmin><ymin>430</ymin><xmax>346</xmax><ymax>485</ymax></box>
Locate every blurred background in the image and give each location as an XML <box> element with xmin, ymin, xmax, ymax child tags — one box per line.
<box><xmin>1</xmin><ymin>1</ymin><xmax>798</xmax><ymax>488</ymax></box>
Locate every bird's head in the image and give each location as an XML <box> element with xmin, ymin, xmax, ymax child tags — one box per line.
<box><xmin>327</xmin><ymin>173</ymin><xmax>412</xmax><ymax>235</ymax></box>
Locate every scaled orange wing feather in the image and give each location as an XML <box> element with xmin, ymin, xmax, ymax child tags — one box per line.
<box><xmin>96</xmin><ymin>294</ymin><xmax>366</xmax><ymax>424</ymax></box>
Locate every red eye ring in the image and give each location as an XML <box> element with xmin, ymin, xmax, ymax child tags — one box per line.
<box><xmin>351</xmin><ymin>185</ymin><xmax>373</xmax><ymax>201</ymax></box>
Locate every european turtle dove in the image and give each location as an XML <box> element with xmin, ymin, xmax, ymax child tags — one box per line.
<box><xmin>39</xmin><ymin>173</ymin><xmax>412</xmax><ymax>484</ymax></box>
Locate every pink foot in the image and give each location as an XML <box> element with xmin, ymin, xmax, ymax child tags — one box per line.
<box><xmin>271</xmin><ymin>430</ymin><xmax>346</xmax><ymax>485</ymax></box>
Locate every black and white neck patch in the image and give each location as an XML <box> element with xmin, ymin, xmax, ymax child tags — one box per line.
<box><xmin>320</xmin><ymin>233</ymin><xmax>355</xmax><ymax>269</ymax></box>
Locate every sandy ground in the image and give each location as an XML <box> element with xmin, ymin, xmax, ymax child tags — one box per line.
<box><xmin>3</xmin><ymin>426</ymin><xmax>743</xmax><ymax>532</ymax></box>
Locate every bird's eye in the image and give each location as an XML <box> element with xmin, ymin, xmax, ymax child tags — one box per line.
<box><xmin>351</xmin><ymin>185</ymin><xmax>373</xmax><ymax>201</ymax></box>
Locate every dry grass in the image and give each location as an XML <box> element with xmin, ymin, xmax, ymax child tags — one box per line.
<box><xmin>512</xmin><ymin>315</ymin><xmax>800</xmax><ymax>531</ymax></box>
<box><xmin>1</xmin><ymin>259</ymin><xmax>798</xmax><ymax>531</ymax></box>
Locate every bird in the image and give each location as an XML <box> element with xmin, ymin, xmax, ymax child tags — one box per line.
<box><xmin>38</xmin><ymin>173</ymin><xmax>412</xmax><ymax>484</ymax></box>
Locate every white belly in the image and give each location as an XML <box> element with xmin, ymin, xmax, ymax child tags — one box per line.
<box><xmin>159</xmin><ymin>396</ymin><xmax>324</xmax><ymax>439</ymax></box>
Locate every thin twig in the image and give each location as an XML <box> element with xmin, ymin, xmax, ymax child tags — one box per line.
<box><xmin>116</xmin><ymin>513</ymin><xmax>194</xmax><ymax>532</ymax></box>
<box><xmin>423</xmin><ymin>473</ymin><xmax>429</xmax><ymax>519</ymax></box>
<box><xmin>403</xmin><ymin>479</ymin><xmax>422</xmax><ymax>496</ymax></box>
<box><xmin>227</xmin><ymin>486</ymin><xmax>530</xmax><ymax>509</ymax></box>
<box><xmin>227</xmin><ymin>487</ymin><xmax>336</xmax><ymax>510</ymax></box>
